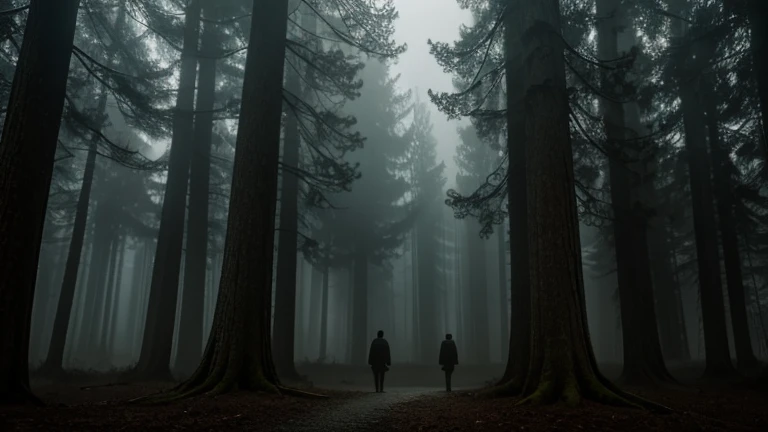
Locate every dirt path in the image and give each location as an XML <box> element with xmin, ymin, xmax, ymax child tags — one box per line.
<box><xmin>271</xmin><ymin>387</ymin><xmax>446</xmax><ymax>431</ymax></box>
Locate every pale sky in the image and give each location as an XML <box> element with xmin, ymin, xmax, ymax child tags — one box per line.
<box><xmin>390</xmin><ymin>0</ymin><xmax>472</xmax><ymax>188</ymax></box>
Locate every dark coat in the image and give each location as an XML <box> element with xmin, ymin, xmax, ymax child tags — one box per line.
<box><xmin>439</xmin><ymin>340</ymin><xmax>458</xmax><ymax>370</ymax></box>
<box><xmin>368</xmin><ymin>338</ymin><xmax>391</xmax><ymax>372</ymax></box>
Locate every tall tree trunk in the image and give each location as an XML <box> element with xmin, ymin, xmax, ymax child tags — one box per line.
<box><xmin>668</xmin><ymin>0</ymin><xmax>735</xmax><ymax>376</ymax></box>
<box><xmin>352</xmin><ymin>249</ymin><xmax>369</xmax><ymax>365</ymax></box>
<box><xmin>136</xmin><ymin>0</ymin><xmax>202</xmax><ymax>380</ymax></box>
<box><xmin>498</xmin><ymin>0</ymin><xmax>530</xmax><ymax>392</ymax></box>
<box><xmin>703</xmin><ymin>79</ymin><xmax>759</xmax><ymax>370</ymax></box>
<box><xmin>272</xmin><ymin>50</ymin><xmax>302</xmax><ymax>380</ymax></box>
<box><xmin>0</xmin><ymin>0</ymin><xmax>81</xmax><ymax>404</ymax></box>
<box><xmin>175</xmin><ymin>3</ymin><xmax>218</xmax><ymax>378</ymax></box>
<box><xmin>160</xmin><ymin>0</ymin><xmax>289</xmax><ymax>398</ymax></box>
<box><xmin>319</xmin><ymin>265</ymin><xmax>330</xmax><ymax>361</ymax></box>
<box><xmin>518</xmin><ymin>0</ymin><xmax>655</xmax><ymax>408</ymax></box>
<box><xmin>597</xmin><ymin>0</ymin><xmax>672</xmax><ymax>385</ymax></box>
<box><xmin>44</xmin><ymin>139</ymin><xmax>98</xmax><ymax>373</ymax></box>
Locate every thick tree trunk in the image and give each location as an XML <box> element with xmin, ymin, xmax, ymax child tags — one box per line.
<box><xmin>518</xmin><ymin>0</ymin><xmax>656</xmax><ymax>407</ymax></box>
<box><xmin>668</xmin><ymin>0</ymin><xmax>736</xmax><ymax>376</ymax></box>
<box><xmin>703</xmin><ymin>80</ymin><xmax>759</xmax><ymax>370</ymax></box>
<box><xmin>44</xmin><ymin>139</ymin><xmax>98</xmax><ymax>373</ymax></box>
<box><xmin>272</xmin><ymin>52</ymin><xmax>302</xmax><ymax>380</ymax></box>
<box><xmin>175</xmin><ymin>4</ymin><xmax>218</xmax><ymax>378</ymax></box>
<box><xmin>136</xmin><ymin>0</ymin><xmax>202</xmax><ymax>381</ymax></box>
<box><xmin>597</xmin><ymin>0</ymin><xmax>672</xmax><ymax>385</ymax></box>
<box><xmin>351</xmin><ymin>249</ymin><xmax>369</xmax><ymax>365</ymax></box>
<box><xmin>0</xmin><ymin>0</ymin><xmax>81</xmax><ymax>404</ymax></box>
<box><xmin>156</xmin><ymin>0</ymin><xmax>289</xmax><ymax>399</ymax></box>
<box><xmin>498</xmin><ymin>1</ymin><xmax>530</xmax><ymax>392</ymax></box>
<box><xmin>319</xmin><ymin>265</ymin><xmax>330</xmax><ymax>361</ymax></box>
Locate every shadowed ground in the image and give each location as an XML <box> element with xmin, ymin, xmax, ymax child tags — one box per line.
<box><xmin>1</xmin><ymin>364</ymin><xmax>767</xmax><ymax>431</ymax></box>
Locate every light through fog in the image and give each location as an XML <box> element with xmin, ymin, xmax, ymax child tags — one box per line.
<box><xmin>391</xmin><ymin>0</ymin><xmax>472</xmax><ymax>187</ymax></box>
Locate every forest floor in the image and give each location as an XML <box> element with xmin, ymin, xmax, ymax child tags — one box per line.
<box><xmin>2</xmin><ymin>366</ymin><xmax>767</xmax><ymax>431</ymax></box>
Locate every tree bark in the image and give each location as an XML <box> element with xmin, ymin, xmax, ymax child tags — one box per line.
<box><xmin>272</xmin><ymin>50</ymin><xmax>302</xmax><ymax>380</ymax></box>
<box><xmin>703</xmin><ymin>78</ymin><xmax>759</xmax><ymax>370</ymax></box>
<box><xmin>175</xmin><ymin>2</ymin><xmax>218</xmax><ymax>378</ymax></box>
<box><xmin>497</xmin><ymin>0</ymin><xmax>531</xmax><ymax>392</ymax></box>
<box><xmin>517</xmin><ymin>0</ymin><xmax>657</xmax><ymax>407</ymax></box>
<box><xmin>0</xmin><ymin>0</ymin><xmax>81</xmax><ymax>404</ymax></box>
<box><xmin>135</xmin><ymin>0</ymin><xmax>202</xmax><ymax>381</ymax></box>
<box><xmin>156</xmin><ymin>0</ymin><xmax>289</xmax><ymax>398</ymax></box>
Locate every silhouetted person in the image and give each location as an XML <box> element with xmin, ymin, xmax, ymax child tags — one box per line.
<box><xmin>368</xmin><ymin>330</ymin><xmax>391</xmax><ymax>393</ymax></box>
<box><xmin>439</xmin><ymin>333</ymin><xmax>458</xmax><ymax>392</ymax></box>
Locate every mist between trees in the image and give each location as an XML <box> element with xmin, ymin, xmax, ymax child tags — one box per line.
<box><xmin>0</xmin><ymin>0</ymin><xmax>767</xmax><ymax>406</ymax></box>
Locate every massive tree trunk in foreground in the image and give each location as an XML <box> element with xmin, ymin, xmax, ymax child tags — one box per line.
<box><xmin>272</xmin><ymin>52</ymin><xmax>303</xmax><ymax>380</ymax></box>
<box><xmin>175</xmin><ymin>4</ymin><xmax>219</xmax><ymax>378</ymax></box>
<box><xmin>517</xmin><ymin>0</ymin><xmax>659</xmax><ymax>408</ymax></box>
<box><xmin>153</xmin><ymin>0</ymin><xmax>290</xmax><ymax>399</ymax></box>
<box><xmin>597</xmin><ymin>0</ymin><xmax>673</xmax><ymax>386</ymax></box>
<box><xmin>496</xmin><ymin>0</ymin><xmax>530</xmax><ymax>394</ymax></box>
<box><xmin>0</xmin><ymin>0</ymin><xmax>81</xmax><ymax>404</ymax></box>
<box><xmin>135</xmin><ymin>0</ymin><xmax>202</xmax><ymax>380</ymax></box>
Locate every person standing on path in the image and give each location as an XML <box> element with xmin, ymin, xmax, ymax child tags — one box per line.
<box><xmin>439</xmin><ymin>334</ymin><xmax>458</xmax><ymax>392</ymax></box>
<box><xmin>368</xmin><ymin>330</ymin><xmax>391</xmax><ymax>393</ymax></box>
